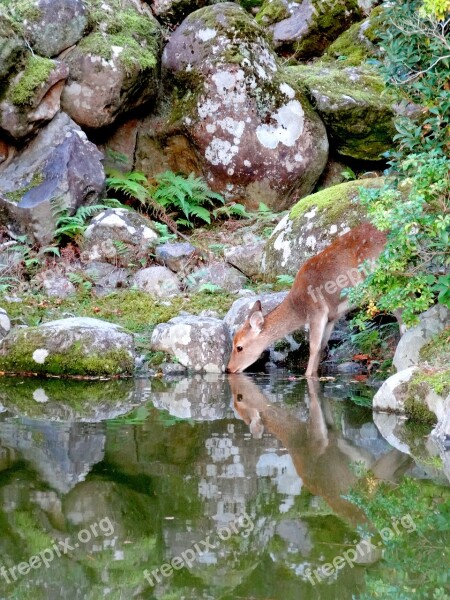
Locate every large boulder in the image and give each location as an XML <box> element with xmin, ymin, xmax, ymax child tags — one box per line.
<box><xmin>393</xmin><ymin>304</ymin><xmax>450</xmax><ymax>372</ymax></box>
<box><xmin>0</xmin><ymin>112</ymin><xmax>105</xmax><ymax>245</ymax></box>
<box><xmin>81</xmin><ymin>208</ymin><xmax>158</xmax><ymax>267</ymax></box>
<box><xmin>257</xmin><ymin>0</ymin><xmax>362</xmax><ymax>59</ymax></box>
<box><xmin>161</xmin><ymin>2</ymin><xmax>328</xmax><ymax>210</ymax></box>
<box><xmin>61</xmin><ymin>0</ymin><xmax>161</xmax><ymax>129</ymax></box>
<box><xmin>287</xmin><ymin>63</ymin><xmax>396</xmax><ymax>160</ymax></box>
<box><xmin>224</xmin><ymin>241</ymin><xmax>265</xmax><ymax>278</ymax></box>
<box><xmin>18</xmin><ymin>0</ymin><xmax>87</xmax><ymax>57</ymax></box>
<box><xmin>151</xmin><ymin>315</ymin><xmax>232</xmax><ymax>372</ymax></box>
<box><xmin>0</xmin><ymin>56</ymin><xmax>68</xmax><ymax>141</ymax></box>
<box><xmin>323</xmin><ymin>14</ymin><xmax>381</xmax><ymax>66</ymax></box>
<box><xmin>0</xmin><ymin>317</ymin><xmax>135</xmax><ymax>377</ymax></box>
<box><xmin>262</xmin><ymin>178</ymin><xmax>383</xmax><ymax>279</ymax></box>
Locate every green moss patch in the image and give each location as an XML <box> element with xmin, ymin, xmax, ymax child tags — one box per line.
<box><xmin>255</xmin><ymin>0</ymin><xmax>289</xmax><ymax>25</ymax></box>
<box><xmin>9</xmin><ymin>54</ymin><xmax>54</xmax><ymax>105</ymax></box>
<box><xmin>289</xmin><ymin>178</ymin><xmax>382</xmax><ymax>223</ymax></box>
<box><xmin>4</xmin><ymin>171</ymin><xmax>44</xmax><ymax>203</ymax></box>
<box><xmin>419</xmin><ymin>329</ymin><xmax>450</xmax><ymax>370</ymax></box>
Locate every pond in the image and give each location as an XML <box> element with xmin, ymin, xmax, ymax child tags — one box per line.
<box><xmin>0</xmin><ymin>373</ymin><xmax>448</xmax><ymax>600</ymax></box>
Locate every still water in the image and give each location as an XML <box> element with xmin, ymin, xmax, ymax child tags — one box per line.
<box><xmin>0</xmin><ymin>373</ymin><xmax>448</xmax><ymax>599</ymax></box>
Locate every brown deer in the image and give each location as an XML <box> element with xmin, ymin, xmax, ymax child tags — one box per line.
<box><xmin>227</xmin><ymin>222</ymin><xmax>390</xmax><ymax>378</ymax></box>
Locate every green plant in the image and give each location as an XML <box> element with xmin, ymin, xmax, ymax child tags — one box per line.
<box><xmin>275</xmin><ymin>274</ymin><xmax>295</xmax><ymax>286</ymax></box>
<box><xmin>53</xmin><ymin>199</ymin><xmax>125</xmax><ymax>243</ymax></box>
<box><xmin>106</xmin><ymin>169</ymin><xmax>225</xmax><ymax>230</ymax></box>
<box><xmin>197</xmin><ymin>282</ymin><xmax>222</xmax><ymax>293</ymax></box>
<box><xmin>349</xmin><ymin>1</ymin><xmax>450</xmax><ymax>327</ymax></box>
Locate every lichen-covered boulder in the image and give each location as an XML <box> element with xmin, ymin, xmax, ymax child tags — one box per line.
<box><xmin>17</xmin><ymin>0</ymin><xmax>88</xmax><ymax>57</ymax></box>
<box><xmin>258</xmin><ymin>0</ymin><xmax>362</xmax><ymax>59</ymax></box>
<box><xmin>288</xmin><ymin>63</ymin><xmax>395</xmax><ymax>160</ymax></box>
<box><xmin>61</xmin><ymin>0</ymin><xmax>161</xmax><ymax>129</ymax></box>
<box><xmin>133</xmin><ymin>266</ymin><xmax>181</xmax><ymax>297</ymax></box>
<box><xmin>151</xmin><ymin>315</ymin><xmax>232</xmax><ymax>372</ymax></box>
<box><xmin>0</xmin><ymin>112</ymin><xmax>105</xmax><ymax>245</ymax></box>
<box><xmin>81</xmin><ymin>208</ymin><xmax>158</xmax><ymax>267</ymax></box>
<box><xmin>0</xmin><ymin>308</ymin><xmax>10</xmax><ymax>341</ymax></box>
<box><xmin>186</xmin><ymin>262</ymin><xmax>248</xmax><ymax>292</ymax></box>
<box><xmin>0</xmin><ymin>56</ymin><xmax>68</xmax><ymax>141</ymax></box>
<box><xmin>224</xmin><ymin>241</ymin><xmax>265</xmax><ymax>278</ymax></box>
<box><xmin>161</xmin><ymin>2</ymin><xmax>328</xmax><ymax>210</ymax></box>
<box><xmin>393</xmin><ymin>305</ymin><xmax>450</xmax><ymax>372</ymax></box>
<box><xmin>262</xmin><ymin>178</ymin><xmax>383</xmax><ymax>279</ymax></box>
<box><xmin>0</xmin><ymin>317</ymin><xmax>135</xmax><ymax>377</ymax></box>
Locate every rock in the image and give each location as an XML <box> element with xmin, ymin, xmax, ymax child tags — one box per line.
<box><xmin>41</xmin><ymin>275</ymin><xmax>76</xmax><ymax>298</ymax></box>
<box><xmin>373</xmin><ymin>367</ymin><xmax>418</xmax><ymax>413</ymax></box>
<box><xmin>315</xmin><ymin>158</ymin><xmax>350</xmax><ymax>190</ymax></box>
<box><xmin>81</xmin><ymin>208</ymin><xmax>158</xmax><ymax>267</ymax></box>
<box><xmin>0</xmin><ymin>308</ymin><xmax>10</xmax><ymax>340</ymax></box>
<box><xmin>149</xmin><ymin>0</ymin><xmax>208</xmax><ymax>24</ymax></box>
<box><xmin>393</xmin><ymin>304</ymin><xmax>450</xmax><ymax>371</ymax></box>
<box><xmin>155</xmin><ymin>241</ymin><xmax>198</xmax><ymax>272</ymax></box>
<box><xmin>159</xmin><ymin>362</ymin><xmax>188</xmax><ymax>376</ymax></box>
<box><xmin>224</xmin><ymin>292</ymin><xmax>288</xmax><ymax>334</ymax></box>
<box><xmin>21</xmin><ymin>0</ymin><xmax>88</xmax><ymax>57</ymax></box>
<box><xmin>262</xmin><ymin>178</ymin><xmax>383</xmax><ymax>279</ymax></box>
<box><xmin>60</xmin><ymin>0</ymin><xmax>161</xmax><ymax>129</ymax></box>
<box><xmin>224</xmin><ymin>241</ymin><xmax>265</xmax><ymax>278</ymax></box>
<box><xmin>287</xmin><ymin>63</ymin><xmax>395</xmax><ymax>161</ymax></box>
<box><xmin>162</xmin><ymin>2</ymin><xmax>328</xmax><ymax>210</ymax></box>
<box><xmin>133</xmin><ymin>266</ymin><xmax>181</xmax><ymax>297</ymax></box>
<box><xmin>151</xmin><ymin>315</ymin><xmax>232</xmax><ymax>372</ymax></box>
<box><xmin>0</xmin><ymin>57</ymin><xmax>68</xmax><ymax>141</ymax></box>
<box><xmin>186</xmin><ymin>262</ymin><xmax>247</xmax><ymax>293</ymax></box>
<box><xmin>82</xmin><ymin>261</ymin><xmax>130</xmax><ymax>294</ymax></box>
<box><xmin>0</xmin><ymin>112</ymin><xmax>105</xmax><ymax>245</ymax></box>
<box><xmin>0</xmin><ymin>317</ymin><xmax>135</xmax><ymax>377</ymax></box>
<box><xmin>263</xmin><ymin>0</ymin><xmax>362</xmax><ymax>59</ymax></box>
<box><xmin>0</xmin><ymin>10</ymin><xmax>25</xmax><ymax>81</ymax></box>
<box><xmin>337</xmin><ymin>361</ymin><xmax>364</xmax><ymax>374</ymax></box>
<box><xmin>323</xmin><ymin>13</ymin><xmax>382</xmax><ymax>66</ymax></box>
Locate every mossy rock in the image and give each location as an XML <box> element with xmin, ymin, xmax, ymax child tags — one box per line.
<box><xmin>262</xmin><ymin>178</ymin><xmax>383</xmax><ymax>278</ymax></box>
<box><xmin>269</xmin><ymin>0</ymin><xmax>363</xmax><ymax>60</ymax></box>
<box><xmin>0</xmin><ymin>317</ymin><xmax>135</xmax><ymax>377</ymax></box>
<box><xmin>0</xmin><ymin>7</ymin><xmax>25</xmax><ymax>81</ymax></box>
<box><xmin>286</xmin><ymin>63</ymin><xmax>395</xmax><ymax>160</ymax></box>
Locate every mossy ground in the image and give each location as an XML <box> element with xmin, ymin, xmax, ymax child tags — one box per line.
<box><xmin>9</xmin><ymin>54</ymin><xmax>54</xmax><ymax>106</ymax></box>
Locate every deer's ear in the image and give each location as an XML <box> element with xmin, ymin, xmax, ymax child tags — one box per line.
<box><xmin>249</xmin><ymin>299</ymin><xmax>262</xmax><ymax>315</ymax></box>
<box><xmin>249</xmin><ymin>310</ymin><xmax>264</xmax><ymax>333</ymax></box>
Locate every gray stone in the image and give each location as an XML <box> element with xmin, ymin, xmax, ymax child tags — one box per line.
<box><xmin>0</xmin><ymin>13</ymin><xmax>24</xmax><ymax>81</ymax></box>
<box><xmin>162</xmin><ymin>2</ymin><xmax>328</xmax><ymax>210</ymax></box>
<box><xmin>337</xmin><ymin>361</ymin><xmax>364</xmax><ymax>374</ymax></box>
<box><xmin>61</xmin><ymin>1</ymin><xmax>161</xmax><ymax>129</ymax></box>
<box><xmin>133</xmin><ymin>266</ymin><xmax>181</xmax><ymax>297</ymax></box>
<box><xmin>155</xmin><ymin>242</ymin><xmax>198</xmax><ymax>272</ymax></box>
<box><xmin>151</xmin><ymin>315</ymin><xmax>232</xmax><ymax>372</ymax></box>
<box><xmin>82</xmin><ymin>261</ymin><xmax>130</xmax><ymax>293</ymax></box>
<box><xmin>0</xmin><ymin>112</ymin><xmax>105</xmax><ymax>245</ymax></box>
<box><xmin>81</xmin><ymin>208</ymin><xmax>158</xmax><ymax>267</ymax></box>
<box><xmin>23</xmin><ymin>0</ymin><xmax>88</xmax><ymax>57</ymax></box>
<box><xmin>0</xmin><ymin>317</ymin><xmax>135</xmax><ymax>376</ymax></box>
<box><xmin>0</xmin><ymin>59</ymin><xmax>68</xmax><ymax>141</ymax></box>
<box><xmin>159</xmin><ymin>362</ymin><xmax>188</xmax><ymax>376</ymax></box>
<box><xmin>186</xmin><ymin>262</ymin><xmax>247</xmax><ymax>293</ymax></box>
<box><xmin>41</xmin><ymin>275</ymin><xmax>76</xmax><ymax>298</ymax></box>
<box><xmin>0</xmin><ymin>308</ymin><xmax>10</xmax><ymax>340</ymax></box>
<box><xmin>224</xmin><ymin>242</ymin><xmax>265</xmax><ymax>278</ymax></box>
<box><xmin>393</xmin><ymin>304</ymin><xmax>450</xmax><ymax>371</ymax></box>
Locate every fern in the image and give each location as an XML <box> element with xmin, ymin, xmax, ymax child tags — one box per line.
<box><xmin>53</xmin><ymin>199</ymin><xmax>125</xmax><ymax>243</ymax></box>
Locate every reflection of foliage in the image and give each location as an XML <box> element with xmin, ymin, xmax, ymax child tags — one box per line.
<box><xmin>346</xmin><ymin>476</ymin><xmax>450</xmax><ymax>599</ymax></box>
<box><xmin>155</xmin><ymin>409</ymin><xmax>194</xmax><ymax>427</ymax></box>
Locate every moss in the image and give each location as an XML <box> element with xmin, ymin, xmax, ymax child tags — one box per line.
<box><xmin>316</xmin><ymin>0</ymin><xmax>360</xmax><ymax>30</ymax></box>
<box><xmin>10</xmin><ymin>511</ymin><xmax>54</xmax><ymax>555</ymax></box>
<box><xmin>0</xmin><ymin>332</ymin><xmax>134</xmax><ymax>377</ymax></box>
<box><xmin>9</xmin><ymin>54</ymin><xmax>54</xmax><ymax>106</ymax></box>
<box><xmin>4</xmin><ymin>171</ymin><xmax>44</xmax><ymax>203</ymax></box>
<box><xmin>419</xmin><ymin>329</ymin><xmax>450</xmax><ymax>369</ymax></box>
<box><xmin>255</xmin><ymin>0</ymin><xmax>289</xmax><ymax>26</ymax></box>
<box><xmin>289</xmin><ymin>178</ymin><xmax>382</xmax><ymax>224</ymax></box>
<box><xmin>323</xmin><ymin>21</ymin><xmax>371</xmax><ymax>66</ymax></box>
<box><xmin>0</xmin><ymin>0</ymin><xmax>41</xmax><ymax>35</ymax></box>
<box><xmin>404</xmin><ymin>393</ymin><xmax>438</xmax><ymax>426</ymax></box>
<box><xmin>79</xmin><ymin>1</ymin><xmax>160</xmax><ymax>73</ymax></box>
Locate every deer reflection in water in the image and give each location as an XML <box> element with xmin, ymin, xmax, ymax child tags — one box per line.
<box><xmin>229</xmin><ymin>374</ymin><xmax>412</xmax><ymax>528</ymax></box>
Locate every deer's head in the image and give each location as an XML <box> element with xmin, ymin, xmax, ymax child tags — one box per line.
<box><xmin>226</xmin><ymin>301</ymin><xmax>268</xmax><ymax>373</ymax></box>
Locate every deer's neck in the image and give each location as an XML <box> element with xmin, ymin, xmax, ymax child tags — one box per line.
<box><xmin>261</xmin><ymin>294</ymin><xmax>306</xmax><ymax>344</ymax></box>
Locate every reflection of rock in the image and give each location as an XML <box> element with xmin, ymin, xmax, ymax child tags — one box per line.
<box><xmin>0</xmin><ymin>419</ymin><xmax>106</xmax><ymax>493</ymax></box>
<box><xmin>150</xmin><ymin>374</ymin><xmax>232</xmax><ymax>420</ymax></box>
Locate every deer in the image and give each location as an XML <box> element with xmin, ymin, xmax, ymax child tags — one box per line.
<box><xmin>227</xmin><ymin>222</ymin><xmax>392</xmax><ymax>378</ymax></box>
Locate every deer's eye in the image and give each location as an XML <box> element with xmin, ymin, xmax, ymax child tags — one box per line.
<box><xmin>236</xmin><ymin>345</ymin><xmax>243</xmax><ymax>352</ymax></box>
